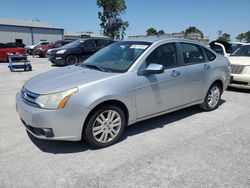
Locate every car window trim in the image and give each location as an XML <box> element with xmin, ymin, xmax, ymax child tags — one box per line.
<box><xmin>202</xmin><ymin>47</ymin><xmax>217</xmax><ymax>62</ymax></box>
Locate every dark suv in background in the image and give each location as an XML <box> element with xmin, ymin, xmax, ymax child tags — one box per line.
<box><xmin>49</xmin><ymin>38</ymin><xmax>114</xmax><ymax>65</ymax></box>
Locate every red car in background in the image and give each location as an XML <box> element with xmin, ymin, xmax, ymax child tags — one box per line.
<box><xmin>34</xmin><ymin>40</ymin><xmax>70</xmax><ymax>57</ymax></box>
<box><xmin>0</xmin><ymin>43</ymin><xmax>26</xmax><ymax>62</ymax></box>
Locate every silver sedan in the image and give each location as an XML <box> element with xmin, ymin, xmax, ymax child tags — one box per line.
<box><xmin>16</xmin><ymin>38</ymin><xmax>231</xmax><ymax>148</ymax></box>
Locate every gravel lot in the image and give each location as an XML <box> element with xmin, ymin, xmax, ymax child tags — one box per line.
<box><xmin>0</xmin><ymin>57</ymin><xmax>250</xmax><ymax>188</ymax></box>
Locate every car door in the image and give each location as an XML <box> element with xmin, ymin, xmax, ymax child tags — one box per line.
<box><xmin>135</xmin><ymin>42</ymin><xmax>186</xmax><ymax>119</ymax></box>
<box><xmin>95</xmin><ymin>39</ymin><xmax>106</xmax><ymax>51</ymax></box>
<box><xmin>81</xmin><ymin>39</ymin><xmax>96</xmax><ymax>59</ymax></box>
<box><xmin>178</xmin><ymin>42</ymin><xmax>210</xmax><ymax>104</ymax></box>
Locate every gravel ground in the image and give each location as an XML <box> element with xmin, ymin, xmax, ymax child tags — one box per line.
<box><xmin>0</xmin><ymin>57</ymin><xmax>250</xmax><ymax>188</ymax></box>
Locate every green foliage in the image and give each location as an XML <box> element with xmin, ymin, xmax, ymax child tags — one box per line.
<box><xmin>235</xmin><ymin>30</ymin><xmax>250</xmax><ymax>42</ymax></box>
<box><xmin>158</xmin><ymin>30</ymin><xmax>165</xmax><ymax>35</ymax></box>
<box><xmin>185</xmin><ymin>26</ymin><xmax>204</xmax><ymax>38</ymax></box>
<box><xmin>245</xmin><ymin>31</ymin><xmax>250</xmax><ymax>42</ymax></box>
<box><xmin>217</xmin><ymin>33</ymin><xmax>231</xmax><ymax>42</ymax></box>
<box><xmin>97</xmin><ymin>0</ymin><xmax>129</xmax><ymax>40</ymax></box>
<box><xmin>236</xmin><ymin>33</ymin><xmax>246</xmax><ymax>42</ymax></box>
<box><xmin>146</xmin><ymin>28</ymin><xmax>158</xmax><ymax>36</ymax></box>
<box><xmin>146</xmin><ymin>28</ymin><xmax>165</xmax><ymax>36</ymax></box>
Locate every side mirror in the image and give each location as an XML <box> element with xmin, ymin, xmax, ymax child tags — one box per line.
<box><xmin>138</xmin><ymin>63</ymin><xmax>164</xmax><ymax>76</ymax></box>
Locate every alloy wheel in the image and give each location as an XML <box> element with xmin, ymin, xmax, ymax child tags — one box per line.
<box><xmin>92</xmin><ymin>110</ymin><xmax>122</xmax><ymax>143</ymax></box>
<box><xmin>207</xmin><ymin>86</ymin><xmax>220</xmax><ymax>108</ymax></box>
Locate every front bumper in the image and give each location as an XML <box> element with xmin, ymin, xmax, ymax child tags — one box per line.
<box><xmin>229</xmin><ymin>73</ymin><xmax>250</xmax><ymax>89</ymax></box>
<box><xmin>16</xmin><ymin>92</ymin><xmax>90</xmax><ymax>141</ymax></box>
<box><xmin>49</xmin><ymin>56</ymin><xmax>66</xmax><ymax>65</ymax></box>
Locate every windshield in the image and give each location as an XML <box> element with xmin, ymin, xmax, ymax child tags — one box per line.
<box><xmin>231</xmin><ymin>45</ymin><xmax>250</xmax><ymax>57</ymax></box>
<box><xmin>231</xmin><ymin>44</ymin><xmax>243</xmax><ymax>53</ymax></box>
<box><xmin>63</xmin><ymin>39</ymin><xmax>84</xmax><ymax>48</ymax></box>
<box><xmin>81</xmin><ymin>41</ymin><xmax>151</xmax><ymax>73</ymax></box>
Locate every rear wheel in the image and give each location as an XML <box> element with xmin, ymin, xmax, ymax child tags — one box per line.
<box><xmin>66</xmin><ymin>55</ymin><xmax>78</xmax><ymax>65</ymax></box>
<box><xmin>39</xmin><ymin>54</ymin><xmax>45</xmax><ymax>58</ymax></box>
<box><xmin>24</xmin><ymin>64</ymin><xmax>32</xmax><ymax>71</ymax></box>
<box><xmin>83</xmin><ymin>105</ymin><xmax>126</xmax><ymax>148</ymax></box>
<box><xmin>200</xmin><ymin>83</ymin><xmax>221</xmax><ymax>111</ymax></box>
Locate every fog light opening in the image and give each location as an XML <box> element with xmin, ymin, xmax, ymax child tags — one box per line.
<box><xmin>43</xmin><ymin>128</ymin><xmax>54</xmax><ymax>138</ymax></box>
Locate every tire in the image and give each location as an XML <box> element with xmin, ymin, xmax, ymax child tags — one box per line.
<box><xmin>83</xmin><ymin>105</ymin><xmax>126</xmax><ymax>148</ymax></box>
<box><xmin>26</xmin><ymin>64</ymin><xmax>32</xmax><ymax>71</ymax></box>
<box><xmin>199</xmin><ymin>83</ymin><xmax>221</xmax><ymax>111</ymax></box>
<box><xmin>66</xmin><ymin>55</ymin><xmax>78</xmax><ymax>65</ymax></box>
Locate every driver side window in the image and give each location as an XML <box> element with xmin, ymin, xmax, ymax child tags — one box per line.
<box><xmin>145</xmin><ymin>43</ymin><xmax>177</xmax><ymax>69</ymax></box>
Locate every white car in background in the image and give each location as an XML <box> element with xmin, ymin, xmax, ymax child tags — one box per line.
<box><xmin>231</xmin><ymin>42</ymin><xmax>246</xmax><ymax>53</ymax></box>
<box><xmin>228</xmin><ymin>44</ymin><xmax>250</xmax><ymax>89</ymax></box>
<box><xmin>25</xmin><ymin>41</ymin><xmax>50</xmax><ymax>55</ymax></box>
<box><xmin>209</xmin><ymin>41</ymin><xmax>246</xmax><ymax>57</ymax></box>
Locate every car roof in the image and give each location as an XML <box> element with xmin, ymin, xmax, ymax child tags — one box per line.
<box><xmin>81</xmin><ymin>37</ymin><xmax>112</xmax><ymax>41</ymax></box>
<box><xmin>125</xmin><ymin>37</ymin><xmax>203</xmax><ymax>45</ymax></box>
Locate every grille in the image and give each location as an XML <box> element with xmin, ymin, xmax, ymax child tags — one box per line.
<box><xmin>231</xmin><ymin>65</ymin><xmax>245</xmax><ymax>74</ymax></box>
<box><xmin>21</xmin><ymin>87</ymin><xmax>40</xmax><ymax>107</ymax></box>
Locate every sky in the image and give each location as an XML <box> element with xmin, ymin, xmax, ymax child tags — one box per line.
<box><xmin>0</xmin><ymin>0</ymin><xmax>249</xmax><ymax>41</ymax></box>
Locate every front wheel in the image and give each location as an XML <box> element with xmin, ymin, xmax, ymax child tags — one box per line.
<box><xmin>66</xmin><ymin>55</ymin><xmax>78</xmax><ymax>65</ymax></box>
<box><xmin>83</xmin><ymin>105</ymin><xmax>126</xmax><ymax>148</ymax></box>
<box><xmin>200</xmin><ymin>83</ymin><xmax>221</xmax><ymax>111</ymax></box>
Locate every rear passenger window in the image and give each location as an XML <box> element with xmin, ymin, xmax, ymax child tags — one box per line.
<box><xmin>145</xmin><ymin>43</ymin><xmax>177</xmax><ymax>69</ymax></box>
<box><xmin>203</xmin><ymin>47</ymin><xmax>216</xmax><ymax>61</ymax></box>
<box><xmin>180</xmin><ymin>43</ymin><xmax>205</xmax><ymax>64</ymax></box>
<box><xmin>84</xmin><ymin>40</ymin><xmax>95</xmax><ymax>48</ymax></box>
<box><xmin>96</xmin><ymin>39</ymin><xmax>108</xmax><ymax>47</ymax></box>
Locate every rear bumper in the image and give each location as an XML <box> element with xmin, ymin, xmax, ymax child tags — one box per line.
<box><xmin>229</xmin><ymin>74</ymin><xmax>250</xmax><ymax>89</ymax></box>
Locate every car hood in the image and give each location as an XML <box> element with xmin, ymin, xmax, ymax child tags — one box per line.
<box><xmin>24</xmin><ymin>65</ymin><xmax>119</xmax><ymax>94</ymax></box>
<box><xmin>228</xmin><ymin>56</ymin><xmax>250</xmax><ymax>66</ymax></box>
<box><xmin>52</xmin><ymin>46</ymin><xmax>76</xmax><ymax>52</ymax></box>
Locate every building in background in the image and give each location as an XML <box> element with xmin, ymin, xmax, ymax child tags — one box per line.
<box><xmin>64</xmin><ymin>32</ymin><xmax>109</xmax><ymax>40</ymax></box>
<box><xmin>0</xmin><ymin>18</ymin><xmax>64</xmax><ymax>46</ymax></box>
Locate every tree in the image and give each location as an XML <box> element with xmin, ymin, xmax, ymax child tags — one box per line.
<box><xmin>217</xmin><ymin>30</ymin><xmax>223</xmax><ymax>37</ymax></box>
<box><xmin>217</xmin><ymin>33</ymin><xmax>231</xmax><ymax>42</ymax></box>
<box><xmin>185</xmin><ymin>26</ymin><xmax>204</xmax><ymax>39</ymax></box>
<box><xmin>235</xmin><ymin>30</ymin><xmax>250</xmax><ymax>42</ymax></box>
<box><xmin>245</xmin><ymin>30</ymin><xmax>250</xmax><ymax>42</ymax></box>
<box><xmin>146</xmin><ymin>28</ymin><xmax>158</xmax><ymax>36</ymax></box>
<box><xmin>236</xmin><ymin>33</ymin><xmax>246</xmax><ymax>42</ymax></box>
<box><xmin>97</xmin><ymin>0</ymin><xmax>129</xmax><ymax>40</ymax></box>
<box><xmin>158</xmin><ymin>30</ymin><xmax>165</xmax><ymax>35</ymax></box>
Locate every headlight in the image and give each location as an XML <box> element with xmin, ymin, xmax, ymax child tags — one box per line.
<box><xmin>36</xmin><ymin>88</ymin><xmax>78</xmax><ymax>109</ymax></box>
<box><xmin>56</xmin><ymin>49</ymin><xmax>67</xmax><ymax>54</ymax></box>
<box><xmin>245</xmin><ymin>66</ymin><xmax>250</xmax><ymax>74</ymax></box>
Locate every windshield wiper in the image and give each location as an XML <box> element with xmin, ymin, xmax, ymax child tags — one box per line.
<box><xmin>82</xmin><ymin>64</ymin><xmax>106</xmax><ymax>72</ymax></box>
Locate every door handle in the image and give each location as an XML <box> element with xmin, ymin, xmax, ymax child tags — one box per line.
<box><xmin>203</xmin><ymin>64</ymin><xmax>210</xmax><ymax>70</ymax></box>
<box><xmin>171</xmin><ymin>70</ymin><xmax>181</xmax><ymax>77</ymax></box>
